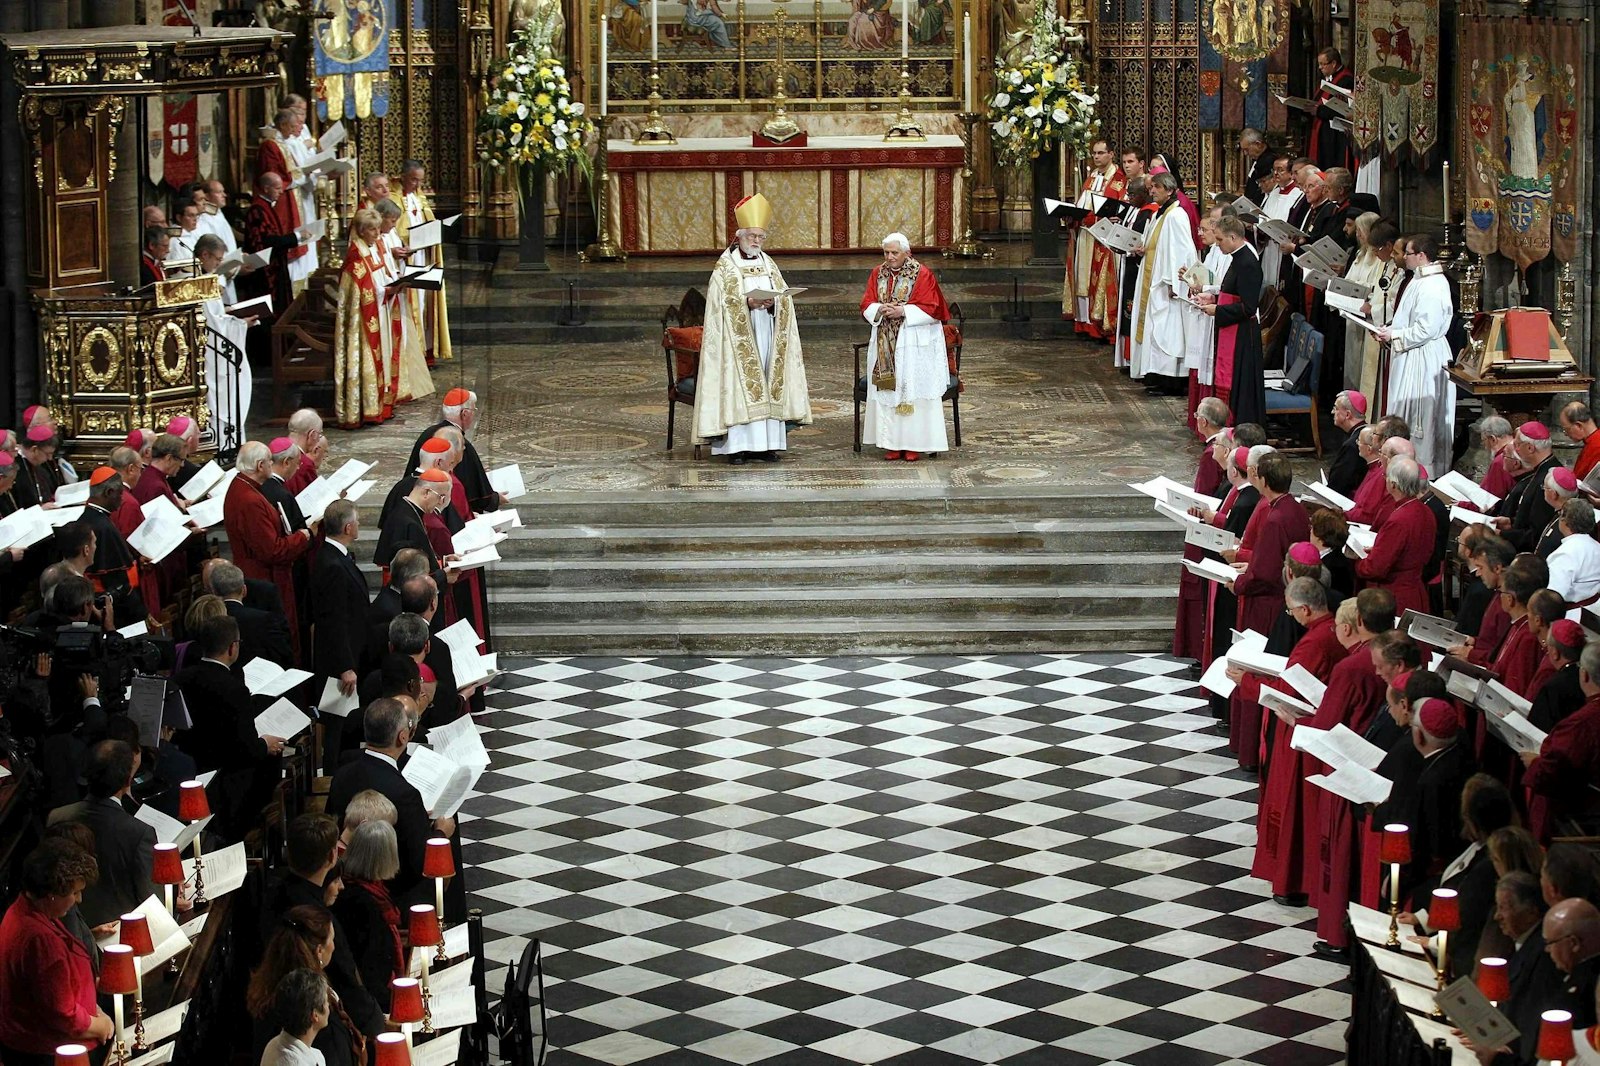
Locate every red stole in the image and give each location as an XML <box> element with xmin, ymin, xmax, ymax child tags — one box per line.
<box><xmin>1213</xmin><ymin>292</ymin><xmax>1242</xmax><ymax>409</ymax></box>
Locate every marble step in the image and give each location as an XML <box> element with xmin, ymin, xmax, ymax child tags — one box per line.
<box><xmin>487</xmin><ymin>616</ymin><xmax>1177</xmax><ymax>656</ymax></box>
<box><xmin>462</xmin><ymin>517</ymin><xmax>1181</xmax><ymax>559</ymax></box>
<box><xmin>488</xmin><ymin>582</ymin><xmax>1175</xmax><ymax>624</ymax></box>
<box><xmin>486</xmin><ymin>550</ymin><xmax>1176</xmax><ymax>590</ymax></box>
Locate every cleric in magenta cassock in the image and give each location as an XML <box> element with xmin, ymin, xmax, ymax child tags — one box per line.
<box><xmin>691</xmin><ymin>193</ymin><xmax>813</xmax><ymax>465</ymax></box>
<box><xmin>860</xmin><ymin>234</ymin><xmax>951</xmax><ymax>461</ymax></box>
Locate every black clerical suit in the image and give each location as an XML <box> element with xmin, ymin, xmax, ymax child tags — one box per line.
<box><xmin>311</xmin><ymin>540</ymin><xmax>372</xmax><ymax>770</ymax></box>
<box><xmin>405</xmin><ymin>421</ymin><xmax>500</xmax><ymax>514</ymax></box>
<box><xmin>81</xmin><ymin>501</ymin><xmax>147</xmax><ymax>625</ymax></box>
<box><xmin>1215</xmin><ymin>244</ymin><xmax>1265</xmax><ymax>427</ymax></box>
<box><xmin>1326</xmin><ymin>422</ymin><xmax>1368</xmax><ymax>498</ymax></box>
<box><xmin>1497</xmin><ymin>454</ymin><xmax>1561</xmax><ymax>552</ymax></box>
<box><xmin>1530</xmin><ymin>662</ymin><xmax>1584</xmax><ymax>732</ymax></box>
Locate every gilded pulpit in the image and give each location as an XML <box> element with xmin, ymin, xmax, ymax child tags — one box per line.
<box><xmin>1</xmin><ymin>24</ymin><xmax>286</xmax><ymax>451</ymax></box>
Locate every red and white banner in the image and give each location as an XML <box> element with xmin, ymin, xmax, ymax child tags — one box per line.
<box><xmin>144</xmin><ymin>0</ymin><xmax>216</xmax><ymax>190</ymax></box>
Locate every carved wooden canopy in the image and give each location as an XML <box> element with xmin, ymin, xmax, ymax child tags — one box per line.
<box><xmin>1</xmin><ymin>24</ymin><xmax>289</xmax><ymax>98</ymax></box>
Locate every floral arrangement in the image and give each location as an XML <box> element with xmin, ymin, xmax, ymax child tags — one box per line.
<box><xmin>987</xmin><ymin>5</ymin><xmax>1100</xmax><ymax>166</ymax></box>
<box><xmin>475</xmin><ymin>14</ymin><xmax>594</xmax><ymax>198</ymax></box>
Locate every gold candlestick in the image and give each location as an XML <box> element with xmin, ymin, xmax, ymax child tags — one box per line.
<box><xmin>884</xmin><ymin>66</ymin><xmax>926</xmax><ymax>142</ymax></box>
<box><xmin>1385</xmin><ymin>860</ymin><xmax>1401</xmax><ymax>948</ymax></box>
<box><xmin>633</xmin><ymin>64</ymin><xmax>677</xmax><ymax>144</ymax></box>
<box><xmin>582</xmin><ymin>115</ymin><xmax>627</xmax><ymax>262</ymax></box>
<box><xmin>757</xmin><ymin>0</ymin><xmax>803</xmax><ymax>144</ymax></box>
<box><xmin>944</xmin><ymin>112</ymin><xmax>992</xmax><ymax>259</ymax></box>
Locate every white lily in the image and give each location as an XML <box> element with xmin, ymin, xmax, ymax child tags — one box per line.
<box><xmin>993</xmin><ymin>91</ymin><xmax>1011</xmax><ymax>109</ymax></box>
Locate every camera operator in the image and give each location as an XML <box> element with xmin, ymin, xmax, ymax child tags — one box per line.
<box><xmin>23</xmin><ymin>575</ymin><xmax>112</xmax><ymax>808</ymax></box>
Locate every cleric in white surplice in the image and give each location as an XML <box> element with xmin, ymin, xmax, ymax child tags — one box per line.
<box><xmin>860</xmin><ymin>233</ymin><xmax>951</xmax><ymax>461</ymax></box>
<box><xmin>1128</xmin><ymin>171</ymin><xmax>1201</xmax><ymax>385</ymax></box>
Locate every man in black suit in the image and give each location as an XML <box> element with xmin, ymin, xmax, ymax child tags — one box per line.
<box><xmin>365</xmin><ymin>548</ymin><xmax>430</xmax><ymax>671</ymax></box>
<box><xmin>1531</xmin><ymin>619</ymin><xmax>1587</xmax><ymax>732</ymax></box>
<box><xmin>260</xmin><ymin>813</ymin><xmax>386</xmax><ymax>1035</ymax></box>
<box><xmin>202</xmin><ymin>557</ymin><xmax>283</xmax><ymax>614</ymax></box>
<box><xmin>1405</xmin><ymin>700</ymin><xmax>1476</xmax><ymax>894</ymax></box>
<box><xmin>1238</xmin><ymin>128</ymin><xmax>1273</xmax><ymax>206</ymax></box>
<box><xmin>174</xmin><ymin>614</ymin><xmax>289</xmax><ymax>840</ymax></box>
<box><xmin>313</xmin><ymin>499</ymin><xmax>371</xmax><ymax>767</ymax></box>
<box><xmin>1477</xmin><ymin>872</ymin><xmax>1563</xmax><ymax>1066</ymax></box>
<box><xmin>326</xmin><ymin>697</ymin><xmax>455</xmax><ymax>906</ymax></box>
<box><xmin>373</xmin><ymin>471</ymin><xmax>454</xmax><ymax>596</ymax></box>
<box><xmin>46</xmin><ymin>740</ymin><xmax>156</xmax><ymax>926</ymax></box>
<box><xmin>211</xmin><ymin>560</ymin><xmax>293</xmax><ymax>668</ymax></box>
<box><xmin>81</xmin><ymin>467</ymin><xmax>147</xmax><ymax>626</ymax></box>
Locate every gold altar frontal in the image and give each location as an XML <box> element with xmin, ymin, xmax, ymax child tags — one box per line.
<box><xmin>605</xmin><ymin>135</ymin><xmax>965</xmax><ymax>254</ymax></box>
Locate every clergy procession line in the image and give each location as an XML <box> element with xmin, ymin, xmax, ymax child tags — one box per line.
<box><xmin>1157</xmin><ymin>387</ymin><xmax>1600</xmax><ymax>1062</ymax></box>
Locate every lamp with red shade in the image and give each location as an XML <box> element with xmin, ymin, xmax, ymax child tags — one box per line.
<box><xmin>423</xmin><ymin>837</ymin><xmax>453</xmax><ymax>961</ymax></box>
<box><xmin>54</xmin><ymin>1045</ymin><xmax>90</xmax><ymax>1066</ymax></box>
<box><xmin>1381</xmin><ymin>824</ymin><xmax>1410</xmax><ymax>948</ymax></box>
<box><xmin>374</xmin><ymin>1032</ymin><xmax>412</xmax><ymax>1066</ymax></box>
<box><xmin>389</xmin><ymin>977</ymin><xmax>424</xmax><ymax>1045</ymax></box>
<box><xmin>1538</xmin><ymin>1009</ymin><xmax>1575</xmax><ymax>1066</ymax></box>
<box><xmin>408</xmin><ymin>904</ymin><xmax>442</xmax><ymax>1033</ymax></box>
<box><xmin>150</xmin><ymin>843</ymin><xmax>184</xmax><ymax>919</ymax></box>
<box><xmin>177</xmin><ymin>781</ymin><xmax>210</xmax><ymax>903</ymax></box>
<box><xmin>99</xmin><ymin>943</ymin><xmax>139</xmax><ymax>1065</ymax></box>
<box><xmin>1477</xmin><ymin>957</ymin><xmax>1510</xmax><ymax>1007</ymax></box>
<box><xmin>119</xmin><ymin>913</ymin><xmax>154</xmax><ymax>1050</ymax></box>
<box><xmin>1429</xmin><ymin>888</ymin><xmax>1461</xmax><ymax>1004</ymax></box>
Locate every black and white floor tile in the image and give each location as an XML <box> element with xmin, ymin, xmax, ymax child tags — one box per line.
<box><xmin>460</xmin><ymin>653</ymin><xmax>1351</xmax><ymax>1065</ymax></box>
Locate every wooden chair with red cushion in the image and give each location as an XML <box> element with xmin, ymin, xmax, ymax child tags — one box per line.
<box><xmin>661</xmin><ymin>288</ymin><xmax>707</xmax><ymax>455</ymax></box>
<box><xmin>852</xmin><ymin>301</ymin><xmax>965</xmax><ymax>453</ymax></box>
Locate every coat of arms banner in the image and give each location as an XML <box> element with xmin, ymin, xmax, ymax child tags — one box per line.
<box><xmin>1349</xmin><ymin>0</ymin><xmax>1440</xmax><ymax>161</ymax></box>
<box><xmin>1460</xmin><ymin>16</ymin><xmax>1585</xmax><ymax>268</ymax></box>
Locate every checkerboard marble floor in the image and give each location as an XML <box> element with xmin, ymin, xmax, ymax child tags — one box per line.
<box><xmin>461</xmin><ymin>653</ymin><xmax>1352</xmax><ymax>1065</ymax></box>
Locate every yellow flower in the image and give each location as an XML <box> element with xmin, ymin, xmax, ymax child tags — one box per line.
<box><xmin>511</xmin><ymin>122</ymin><xmax>523</xmax><ymax>134</ymax></box>
<box><xmin>535</xmin><ymin>92</ymin><xmax>551</xmax><ymax>108</ymax></box>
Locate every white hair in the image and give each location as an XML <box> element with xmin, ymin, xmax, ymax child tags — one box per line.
<box><xmin>287</xmin><ymin>408</ymin><xmax>322</xmax><ymax>436</ymax></box>
<box><xmin>237</xmin><ymin>441</ymin><xmax>270</xmax><ymax>470</ymax></box>
<box><xmin>270</xmin><ymin>440</ymin><xmax>301</xmax><ymax>464</ymax></box>
<box><xmin>1247</xmin><ymin>444</ymin><xmax>1275</xmax><ymax>466</ymax></box>
<box><xmin>881</xmin><ymin>232</ymin><xmax>911</xmax><ymax>253</ymax></box>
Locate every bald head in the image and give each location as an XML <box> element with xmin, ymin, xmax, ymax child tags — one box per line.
<box><xmin>1544</xmin><ymin>897</ymin><xmax>1600</xmax><ymax>972</ymax></box>
<box><xmin>1381</xmin><ymin>436</ymin><xmax>1416</xmax><ymax>463</ymax></box>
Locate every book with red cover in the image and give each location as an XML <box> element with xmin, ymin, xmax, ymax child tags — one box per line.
<box><xmin>1503</xmin><ymin>308</ymin><xmax>1551</xmax><ymax>361</ymax></box>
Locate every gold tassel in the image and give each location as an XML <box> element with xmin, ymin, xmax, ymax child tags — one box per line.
<box><xmin>896</xmin><ymin>402</ymin><xmax>915</xmax><ymax>416</ymax></box>
<box><xmin>873</xmin><ymin>373</ymin><xmax>896</xmax><ymax>390</ymax></box>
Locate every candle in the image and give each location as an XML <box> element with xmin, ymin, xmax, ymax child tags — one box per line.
<box><xmin>599</xmin><ymin>15</ymin><xmax>608</xmax><ymax>115</ymax></box>
<box><xmin>651</xmin><ymin>0</ymin><xmax>658</xmax><ymax>64</ymax></box>
<box><xmin>963</xmin><ymin>12</ymin><xmax>973</xmax><ymax>111</ymax></box>
<box><xmin>1442</xmin><ymin>159</ymin><xmax>1451</xmax><ymax>221</ymax></box>
<box><xmin>901</xmin><ymin>0</ymin><xmax>909</xmax><ymax>61</ymax></box>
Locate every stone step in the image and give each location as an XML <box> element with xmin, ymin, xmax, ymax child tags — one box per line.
<box><xmin>447</xmin><ymin>313</ymin><xmax>1074</xmax><ymax>345</ymax></box>
<box><xmin>488</xmin><ymin>582</ymin><xmax>1175</xmax><ymax>624</ymax></box>
<box><xmin>487</xmin><ymin>616</ymin><xmax>1176</xmax><ymax>657</ymax></box>
<box><xmin>350</xmin><ymin>485</ymin><xmax>1172</xmax><ymax>525</ymax></box>
<box><xmin>471</xmin><ymin>517</ymin><xmax>1181</xmax><ymax>559</ymax></box>
<box><xmin>485</xmin><ymin>550</ymin><xmax>1176</xmax><ymax>590</ymax></box>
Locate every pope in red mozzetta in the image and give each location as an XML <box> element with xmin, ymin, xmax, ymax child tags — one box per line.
<box><xmin>860</xmin><ymin>233</ymin><xmax>952</xmax><ymax>461</ymax></box>
<box><xmin>224</xmin><ymin>440</ymin><xmax>314</xmax><ymax>643</ymax></box>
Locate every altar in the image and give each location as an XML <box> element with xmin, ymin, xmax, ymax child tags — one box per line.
<box><xmin>604</xmin><ymin>135</ymin><xmax>965</xmax><ymax>255</ymax></box>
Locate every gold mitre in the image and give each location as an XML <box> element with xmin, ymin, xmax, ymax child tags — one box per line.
<box><xmin>734</xmin><ymin>193</ymin><xmax>773</xmax><ymax>231</ymax></box>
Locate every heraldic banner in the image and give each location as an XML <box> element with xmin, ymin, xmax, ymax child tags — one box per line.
<box><xmin>1198</xmin><ymin>0</ymin><xmax>1289</xmax><ymax>134</ymax></box>
<box><xmin>1349</xmin><ymin>0</ymin><xmax>1440</xmax><ymax>161</ymax></box>
<box><xmin>314</xmin><ymin>0</ymin><xmax>392</xmax><ymax>120</ymax></box>
<box><xmin>1461</xmin><ymin>17</ymin><xmax>1585</xmax><ymax>269</ymax></box>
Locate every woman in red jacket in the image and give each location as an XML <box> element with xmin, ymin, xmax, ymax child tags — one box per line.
<box><xmin>0</xmin><ymin>838</ymin><xmax>115</xmax><ymax>1065</ymax></box>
